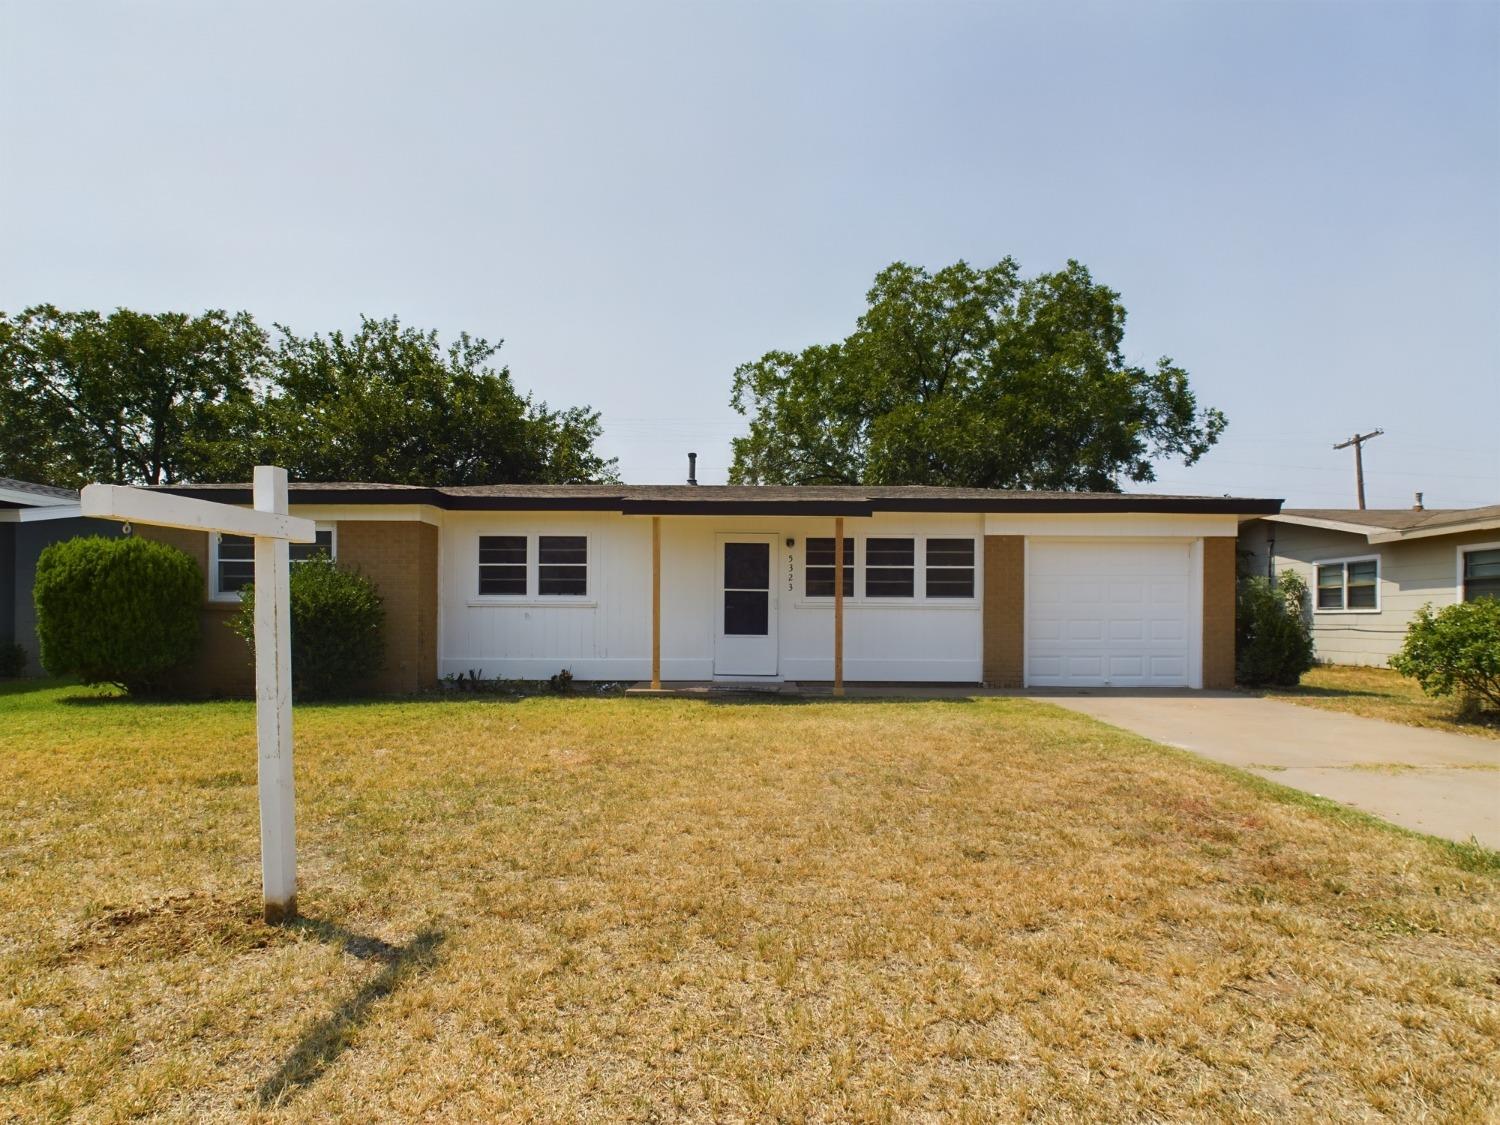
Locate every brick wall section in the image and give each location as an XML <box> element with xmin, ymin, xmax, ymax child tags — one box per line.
<box><xmin>982</xmin><ymin>535</ymin><xmax>1025</xmax><ymax>687</ymax></box>
<box><xmin>136</xmin><ymin>526</ymin><xmax>255</xmax><ymax>697</ymax></box>
<box><xmin>336</xmin><ymin>520</ymin><xmax>439</xmax><ymax>694</ymax></box>
<box><xmin>1202</xmin><ymin>536</ymin><xmax>1238</xmax><ymax>689</ymax></box>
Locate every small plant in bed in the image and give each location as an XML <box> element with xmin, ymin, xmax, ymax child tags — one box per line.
<box><xmin>230</xmin><ymin>554</ymin><xmax>385</xmax><ymax>699</ymax></box>
<box><xmin>0</xmin><ymin>643</ymin><xmax>26</xmax><ymax>678</ymax></box>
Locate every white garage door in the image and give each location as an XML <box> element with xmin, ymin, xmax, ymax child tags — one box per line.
<box><xmin>1027</xmin><ymin>540</ymin><xmax>1194</xmax><ymax>688</ymax></box>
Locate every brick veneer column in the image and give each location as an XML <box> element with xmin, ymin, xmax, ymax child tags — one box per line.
<box><xmin>136</xmin><ymin>525</ymin><xmax>255</xmax><ymax>697</ymax></box>
<box><xmin>1202</xmin><ymin>536</ymin><xmax>1237</xmax><ymax>690</ymax></box>
<box><xmin>982</xmin><ymin>535</ymin><xmax>1025</xmax><ymax>688</ymax></box>
<box><xmin>335</xmin><ymin>520</ymin><xmax>439</xmax><ymax>694</ymax></box>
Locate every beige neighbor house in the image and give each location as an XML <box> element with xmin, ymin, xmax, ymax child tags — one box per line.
<box><xmin>132</xmin><ymin>483</ymin><xmax>1280</xmax><ymax>696</ymax></box>
<box><xmin>1239</xmin><ymin>504</ymin><xmax>1500</xmax><ymax>666</ymax></box>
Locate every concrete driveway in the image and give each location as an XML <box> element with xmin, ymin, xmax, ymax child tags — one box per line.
<box><xmin>1046</xmin><ymin>693</ymin><xmax>1500</xmax><ymax>849</ymax></box>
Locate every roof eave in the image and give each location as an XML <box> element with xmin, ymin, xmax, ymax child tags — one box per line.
<box><xmin>1368</xmin><ymin>517</ymin><xmax>1500</xmax><ymax>544</ymax></box>
<box><xmin>1259</xmin><ymin>513</ymin><xmax>1381</xmax><ymax>539</ymax></box>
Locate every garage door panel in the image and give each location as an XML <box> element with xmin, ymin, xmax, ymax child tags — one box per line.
<box><xmin>1065</xmin><ymin>655</ymin><xmax>1104</xmax><ymax>678</ymax></box>
<box><xmin>1027</xmin><ymin>541</ymin><xmax>1194</xmax><ymax>688</ymax></box>
<box><xmin>1150</xmin><ymin>618</ymin><xmax>1184</xmax><ymax>641</ymax></box>
<box><xmin>1067</xmin><ymin>619</ymin><xmax>1104</xmax><ymax>641</ymax></box>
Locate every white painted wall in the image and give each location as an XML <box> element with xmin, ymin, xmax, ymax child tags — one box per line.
<box><xmin>436</xmin><ymin>511</ymin><xmax>985</xmax><ymax>682</ymax></box>
<box><xmin>1241</xmin><ymin>519</ymin><xmax>1500</xmax><ymax>665</ymax></box>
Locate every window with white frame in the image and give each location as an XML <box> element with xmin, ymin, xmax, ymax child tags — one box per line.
<box><xmin>1315</xmin><ymin>557</ymin><xmax>1378</xmax><ymax>612</ymax></box>
<box><xmin>925</xmin><ymin>538</ymin><xmax>976</xmax><ymax>598</ymax></box>
<box><xmin>1461</xmin><ymin>546</ymin><xmax>1500</xmax><ymax>603</ymax></box>
<box><xmin>538</xmin><ymin>535</ymin><xmax>588</xmax><ymax>596</ymax></box>
<box><xmin>865</xmin><ymin>537</ymin><xmax>915</xmax><ymax>598</ymax></box>
<box><xmin>214</xmin><ymin>526</ymin><xmax>334</xmax><ymax>598</ymax></box>
<box><xmin>478</xmin><ymin>535</ymin><xmax>527</xmax><ymax>595</ymax></box>
<box><xmin>805</xmin><ymin>537</ymin><xmax>854</xmax><ymax>598</ymax></box>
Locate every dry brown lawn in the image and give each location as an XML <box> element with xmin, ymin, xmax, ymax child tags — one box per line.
<box><xmin>1</xmin><ymin>680</ymin><xmax>1497</xmax><ymax>1123</ymax></box>
<box><xmin>1263</xmin><ymin>664</ymin><xmax>1500</xmax><ymax>740</ymax></box>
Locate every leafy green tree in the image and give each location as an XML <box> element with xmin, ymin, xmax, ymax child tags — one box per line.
<box><xmin>214</xmin><ymin>317</ymin><xmax>617</xmax><ymax>485</ymax></box>
<box><xmin>0</xmin><ymin>305</ymin><xmax>268</xmax><ymax>487</ymax></box>
<box><xmin>729</xmin><ymin>259</ymin><xmax>1226</xmax><ymax>489</ymax></box>
<box><xmin>1390</xmin><ymin>600</ymin><xmax>1500</xmax><ymax>713</ymax></box>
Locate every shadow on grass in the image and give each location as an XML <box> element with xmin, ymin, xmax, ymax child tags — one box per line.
<box><xmin>256</xmin><ymin>921</ymin><xmax>446</xmax><ymax>1108</ymax></box>
<box><xmin>1269</xmin><ymin>685</ymin><xmax>1391</xmax><ymax>701</ymax></box>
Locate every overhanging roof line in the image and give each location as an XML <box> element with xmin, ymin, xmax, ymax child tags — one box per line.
<box><xmin>155</xmin><ymin>483</ymin><xmax>1283</xmax><ymax>516</ymax></box>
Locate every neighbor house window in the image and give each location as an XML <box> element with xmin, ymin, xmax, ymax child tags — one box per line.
<box><xmin>805</xmin><ymin>537</ymin><xmax>854</xmax><ymax>598</ymax></box>
<box><xmin>1461</xmin><ymin>547</ymin><xmax>1500</xmax><ymax>602</ymax></box>
<box><xmin>215</xmin><ymin>527</ymin><xmax>334</xmax><ymax>598</ymax></box>
<box><xmin>538</xmin><ymin>535</ymin><xmax>588</xmax><ymax>595</ymax></box>
<box><xmin>1315</xmin><ymin>558</ymin><xmax>1378</xmax><ymax>612</ymax></box>
<box><xmin>925</xmin><ymin>538</ymin><xmax>976</xmax><ymax>598</ymax></box>
<box><xmin>865</xmin><ymin>538</ymin><xmax>915</xmax><ymax>598</ymax></box>
<box><xmin>478</xmin><ymin>535</ymin><xmax>527</xmax><ymax>595</ymax></box>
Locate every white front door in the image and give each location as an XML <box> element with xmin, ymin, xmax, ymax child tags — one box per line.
<box><xmin>714</xmin><ymin>535</ymin><xmax>778</xmax><ymax>676</ymax></box>
<box><xmin>1026</xmin><ymin>540</ymin><xmax>1194</xmax><ymax>688</ymax></box>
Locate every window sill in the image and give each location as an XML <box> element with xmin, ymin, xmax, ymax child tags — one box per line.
<box><xmin>793</xmin><ymin>598</ymin><xmax>979</xmax><ymax>610</ymax></box>
<box><xmin>466</xmin><ymin>598</ymin><xmax>598</xmax><ymax>609</ymax></box>
<box><xmin>1313</xmin><ymin>608</ymin><xmax>1383</xmax><ymax>615</ymax></box>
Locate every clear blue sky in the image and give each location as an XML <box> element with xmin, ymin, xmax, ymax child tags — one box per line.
<box><xmin>2</xmin><ymin>1</ymin><xmax>1496</xmax><ymax>507</ymax></box>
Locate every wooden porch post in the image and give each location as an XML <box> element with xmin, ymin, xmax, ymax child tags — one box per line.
<box><xmin>834</xmin><ymin>517</ymin><xmax>845</xmax><ymax>696</ymax></box>
<box><xmin>651</xmin><ymin>516</ymin><xmax>662</xmax><ymax>689</ymax></box>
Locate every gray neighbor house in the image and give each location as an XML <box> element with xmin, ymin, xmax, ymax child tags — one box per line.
<box><xmin>1239</xmin><ymin>503</ymin><xmax>1500</xmax><ymax>666</ymax></box>
<box><xmin>0</xmin><ymin>478</ymin><xmax>118</xmax><ymax>675</ymax></box>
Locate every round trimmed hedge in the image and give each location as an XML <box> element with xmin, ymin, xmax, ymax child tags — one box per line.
<box><xmin>34</xmin><ymin>535</ymin><xmax>202</xmax><ymax>694</ymax></box>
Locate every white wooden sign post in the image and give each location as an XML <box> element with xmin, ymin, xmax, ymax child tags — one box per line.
<box><xmin>81</xmin><ymin>466</ymin><xmax>316</xmax><ymax>924</ymax></box>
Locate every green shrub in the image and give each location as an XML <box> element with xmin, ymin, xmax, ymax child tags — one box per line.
<box><xmin>1236</xmin><ymin>570</ymin><xmax>1315</xmax><ymax>687</ymax></box>
<box><xmin>0</xmin><ymin>643</ymin><xmax>26</xmax><ymax>678</ymax></box>
<box><xmin>230</xmin><ymin>554</ymin><xmax>385</xmax><ymax>699</ymax></box>
<box><xmin>33</xmin><ymin>536</ymin><xmax>202</xmax><ymax>693</ymax></box>
<box><xmin>1390</xmin><ymin>599</ymin><xmax>1500</xmax><ymax>712</ymax></box>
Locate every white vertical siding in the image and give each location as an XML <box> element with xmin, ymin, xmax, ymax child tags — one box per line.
<box><xmin>437</xmin><ymin>511</ymin><xmax>984</xmax><ymax>682</ymax></box>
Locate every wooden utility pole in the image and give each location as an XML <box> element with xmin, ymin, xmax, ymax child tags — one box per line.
<box><xmin>1333</xmin><ymin>429</ymin><xmax>1383</xmax><ymax>510</ymax></box>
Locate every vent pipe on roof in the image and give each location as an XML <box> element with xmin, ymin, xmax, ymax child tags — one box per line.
<box><xmin>687</xmin><ymin>452</ymin><xmax>698</xmax><ymax>486</ymax></box>
<box><xmin>1413</xmin><ymin>491</ymin><xmax>1424</xmax><ymax>511</ymax></box>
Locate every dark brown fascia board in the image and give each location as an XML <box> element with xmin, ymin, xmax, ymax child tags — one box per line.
<box><xmin>158</xmin><ymin>486</ymin><xmax>1281</xmax><ymax>516</ymax></box>
<box><xmin>870</xmin><ymin>497</ymin><xmax>1283</xmax><ymax>515</ymax></box>
<box><xmin>618</xmin><ymin>499</ymin><xmax>876</xmax><ymax>516</ymax></box>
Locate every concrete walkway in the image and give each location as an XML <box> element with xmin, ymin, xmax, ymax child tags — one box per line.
<box><xmin>1048</xmin><ymin>693</ymin><xmax>1500</xmax><ymax>849</ymax></box>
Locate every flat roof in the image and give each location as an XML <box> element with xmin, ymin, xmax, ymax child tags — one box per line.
<box><xmin>157</xmin><ymin>482</ymin><xmax>1282</xmax><ymax>516</ymax></box>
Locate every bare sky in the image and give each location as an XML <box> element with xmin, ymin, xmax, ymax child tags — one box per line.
<box><xmin>2</xmin><ymin>0</ymin><xmax>1496</xmax><ymax>506</ymax></box>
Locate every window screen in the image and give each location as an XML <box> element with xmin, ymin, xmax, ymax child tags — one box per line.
<box><xmin>538</xmin><ymin>536</ymin><xmax>588</xmax><ymax>596</ymax></box>
<box><xmin>1316</xmin><ymin>560</ymin><xmax>1378</xmax><ymax>611</ymax></box>
<box><xmin>723</xmin><ymin>542</ymin><xmax>770</xmax><ymax>635</ymax></box>
<box><xmin>1345</xmin><ymin>560</ymin><xmax>1378</xmax><ymax>609</ymax></box>
<box><xmin>1464</xmin><ymin>548</ymin><xmax>1500</xmax><ymax>603</ymax></box>
<box><xmin>478</xmin><ymin>535</ymin><xmax>527</xmax><ymax>595</ymax></box>
<box><xmin>218</xmin><ymin>528</ymin><xmax>333</xmax><ymax>595</ymax></box>
<box><xmin>1315</xmin><ymin>563</ymin><xmax>1345</xmax><ymax>610</ymax></box>
<box><xmin>865</xmin><ymin>538</ymin><xmax>915</xmax><ymax>597</ymax></box>
<box><xmin>925</xmin><ymin>538</ymin><xmax>975</xmax><ymax>598</ymax></box>
<box><xmin>806</xmin><ymin>538</ymin><xmax>854</xmax><ymax>598</ymax></box>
